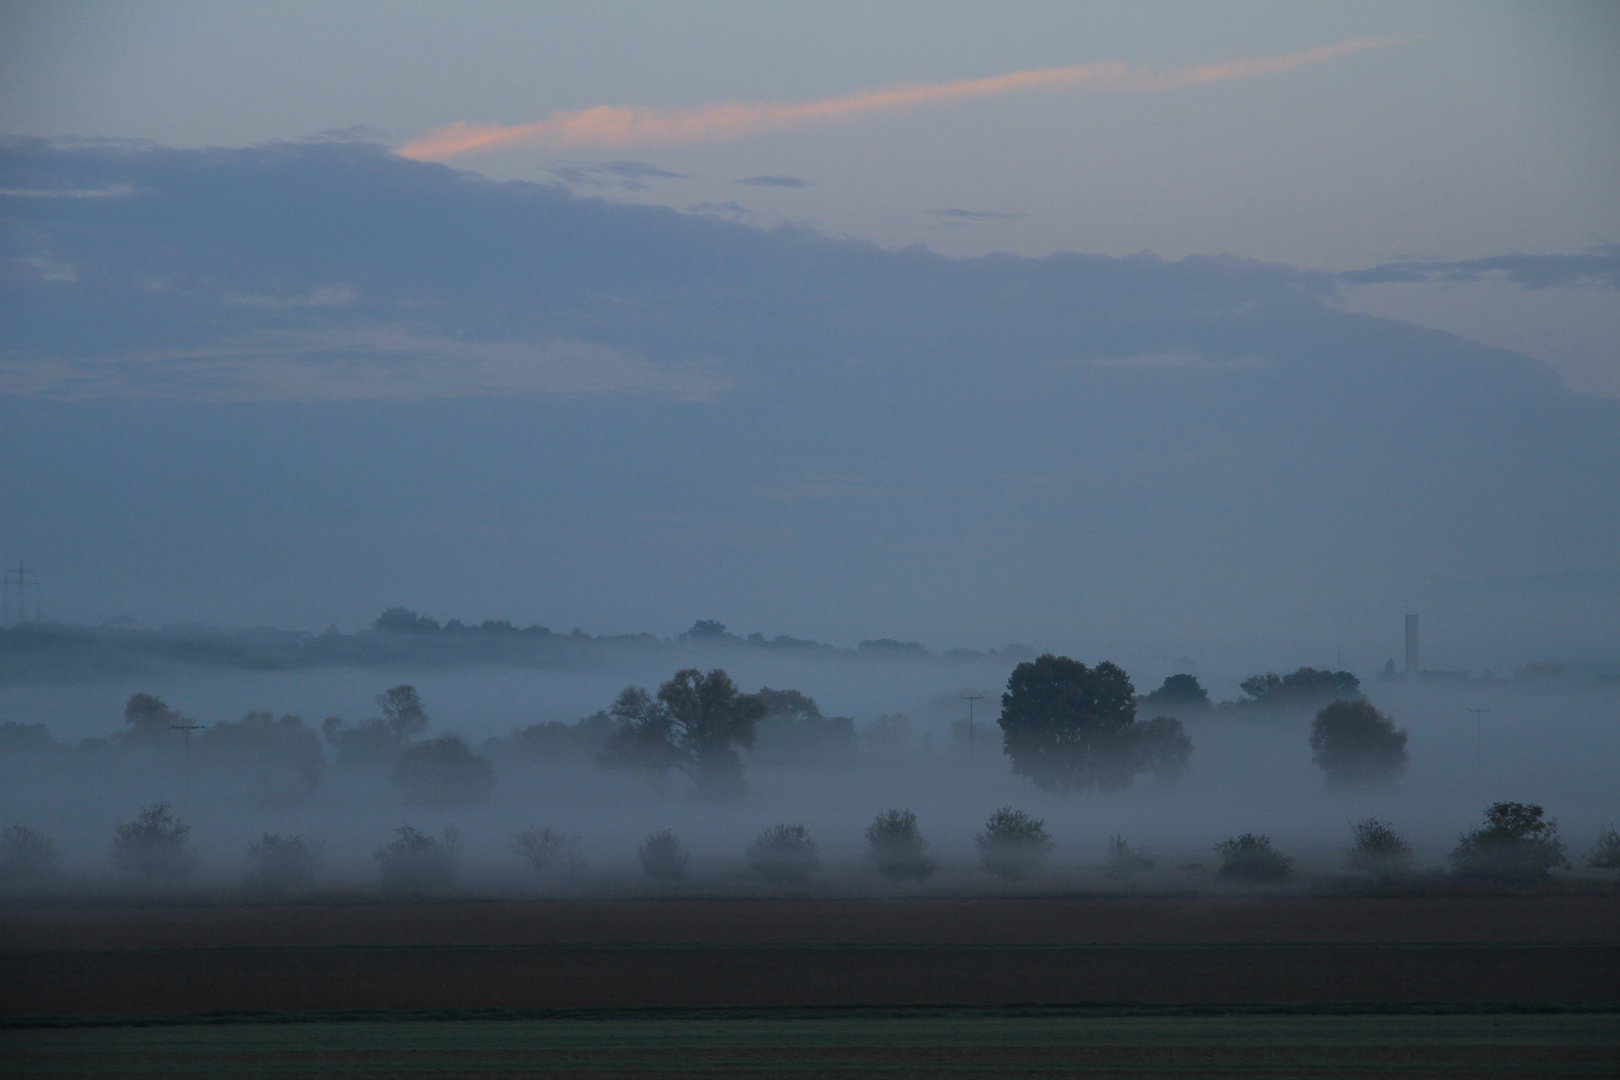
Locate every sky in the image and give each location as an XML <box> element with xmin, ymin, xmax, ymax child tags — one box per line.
<box><xmin>1</xmin><ymin>1</ymin><xmax>1617</xmax><ymax>671</ymax></box>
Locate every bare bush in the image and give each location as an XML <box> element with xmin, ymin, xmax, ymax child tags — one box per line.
<box><xmin>1589</xmin><ymin>824</ymin><xmax>1620</xmax><ymax>880</ymax></box>
<box><xmin>976</xmin><ymin>807</ymin><xmax>1053</xmax><ymax>881</ymax></box>
<box><xmin>745</xmin><ymin>824</ymin><xmax>819</xmax><ymax>883</ymax></box>
<box><xmin>1344</xmin><ymin>818</ymin><xmax>1412</xmax><ymax>883</ymax></box>
<box><xmin>374</xmin><ymin>825</ymin><xmax>458</xmax><ymax>891</ymax></box>
<box><xmin>0</xmin><ymin>824</ymin><xmax>60</xmax><ymax>887</ymax></box>
<box><xmin>1215</xmin><ymin>833</ymin><xmax>1293</xmax><ymax>881</ymax></box>
<box><xmin>1103</xmin><ymin>833</ymin><xmax>1155</xmax><ymax>881</ymax></box>
<box><xmin>865</xmin><ymin>809</ymin><xmax>936</xmax><ymax>882</ymax></box>
<box><xmin>513</xmin><ymin>826</ymin><xmax>571</xmax><ymax>875</ymax></box>
<box><xmin>1449</xmin><ymin>801</ymin><xmax>1567</xmax><ymax>884</ymax></box>
<box><xmin>111</xmin><ymin>802</ymin><xmax>198</xmax><ymax>882</ymax></box>
<box><xmin>638</xmin><ymin>829</ymin><xmax>691</xmax><ymax>880</ymax></box>
<box><xmin>244</xmin><ymin>833</ymin><xmax>321</xmax><ymax>894</ymax></box>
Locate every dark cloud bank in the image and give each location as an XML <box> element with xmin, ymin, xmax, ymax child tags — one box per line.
<box><xmin>1</xmin><ymin>138</ymin><xmax>1616</xmax><ymax>668</ymax></box>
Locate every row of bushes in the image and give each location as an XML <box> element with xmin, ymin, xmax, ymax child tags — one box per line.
<box><xmin>4</xmin><ymin>801</ymin><xmax>1615</xmax><ymax>893</ymax></box>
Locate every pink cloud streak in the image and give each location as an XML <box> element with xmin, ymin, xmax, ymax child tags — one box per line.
<box><xmin>398</xmin><ymin>38</ymin><xmax>1402</xmax><ymax>161</ymax></box>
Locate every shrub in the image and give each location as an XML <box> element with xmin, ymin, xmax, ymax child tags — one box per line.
<box><xmin>0</xmin><ymin>824</ymin><xmax>60</xmax><ymax>886</ymax></box>
<box><xmin>392</xmin><ymin>733</ymin><xmax>496</xmax><ymax>805</ymax></box>
<box><xmin>1103</xmin><ymin>833</ymin><xmax>1155</xmax><ymax>880</ymax></box>
<box><xmin>111</xmin><ymin>802</ymin><xmax>198</xmax><ymax>881</ymax></box>
<box><xmin>1309</xmin><ymin>699</ymin><xmax>1408</xmax><ymax>788</ymax></box>
<box><xmin>745</xmin><ymin>824</ymin><xmax>819</xmax><ymax>883</ymax></box>
<box><xmin>638</xmin><ymin>829</ymin><xmax>691</xmax><ymax>881</ymax></box>
<box><xmin>1344</xmin><ymin>818</ymin><xmax>1412</xmax><ymax>883</ymax></box>
<box><xmin>244</xmin><ymin>833</ymin><xmax>321</xmax><ymax>893</ymax></box>
<box><xmin>374</xmin><ymin>825</ymin><xmax>458</xmax><ymax>891</ymax></box>
<box><xmin>1588</xmin><ymin>825</ymin><xmax>1620</xmax><ymax>879</ymax></box>
<box><xmin>976</xmin><ymin>807</ymin><xmax>1053</xmax><ymax>881</ymax></box>
<box><xmin>1449</xmin><ymin>802</ymin><xmax>1567</xmax><ymax>884</ymax></box>
<box><xmin>513</xmin><ymin>825</ymin><xmax>570</xmax><ymax>875</ymax></box>
<box><xmin>1215</xmin><ymin>833</ymin><xmax>1293</xmax><ymax>881</ymax></box>
<box><xmin>865</xmin><ymin>809</ymin><xmax>936</xmax><ymax>882</ymax></box>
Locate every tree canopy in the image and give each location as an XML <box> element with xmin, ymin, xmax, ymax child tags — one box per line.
<box><xmin>597</xmin><ymin>668</ymin><xmax>766</xmax><ymax>799</ymax></box>
<box><xmin>997</xmin><ymin>654</ymin><xmax>1190</xmax><ymax>792</ymax></box>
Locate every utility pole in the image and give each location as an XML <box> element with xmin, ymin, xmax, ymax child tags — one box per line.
<box><xmin>3</xmin><ymin>559</ymin><xmax>39</xmax><ymax>626</ymax></box>
<box><xmin>961</xmin><ymin>692</ymin><xmax>983</xmax><ymax>765</ymax></box>
<box><xmin>170</xmin><ymin>722</ymin><xmax>206</xmax><ymax>802</ymax></box>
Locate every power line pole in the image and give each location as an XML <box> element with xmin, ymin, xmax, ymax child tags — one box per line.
<box><xmin>4</xmin><ymin>559</ymin><xmax>39</xmax><ymax>626</ymax></box>
<box><xmin>170</xmin><ymin>722</ymin><xmax>206</xmax><ymax>802</ymax></box>
<box><xmin>961</xmin><ymin>692</ymin><xmax>983</xmax><ymax>765</ymax></box>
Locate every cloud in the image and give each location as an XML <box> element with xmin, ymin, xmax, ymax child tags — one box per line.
<box><xmin>549</xmin><ymin>160</ymin><xmax>689</xmax><ymax>190</ymax></box>
<box><xmin>931</xmin><ymin>209</ymin><xmax>1029</xmax><ymax>220</ymax></box>
<box><xmin>736</xmin><ymin>175</ymin><xmax>809</xmax><ymax>188</ymax></box>
<box><xmin>0</xmin><ymin>329</ymin><xmax>730</xmax><ymax>403</ymax></box>
<box><xmin>0</xmin><ymin>184</ymin><xmax>135</xmax><ymax>199</ymax></box>
<box><xmin>398</xmin><ymin>38</ymin><xmax>1405</xmax><ymax>159</ymax></box>
<box><xmin>1340</xmin><ymin>245</ymin><xmax>1620</xmax><ymax>291</ymax></box>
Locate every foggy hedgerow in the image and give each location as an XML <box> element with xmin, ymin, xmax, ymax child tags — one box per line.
<box><xmin>1449</xmin><ymin>801</ymin><xmax>1567</xmax><ymax>884</ymax></box>
<box><xmin>746</xmin><ymin>824</ymin><xmax>820</xmax><ymax>883</ymax></box>
<box><xmin>1309</xmin><ymin>700</ymin><xmax>1409</xmax><ymax>788</ymax></box>
<box><xmin>392</xmin><ymin>733</ymin><xmax>496</xmax><ymax>805</ymax></box>
<box><xmin>976</xmin><ymin>807</ymin><xmax>1053</xmax><ymax>881</ymax></box>
<box><xmin>374</xmin><ymin>825</ymin><xmax>458</xmax><ymax>892</ymax></box>
<box><xmin>111</xmin><ymin>802</ymin><xmax>199</xmax><ymax>882</ymax></box>
<box><xmin>244</xmin><ymin>833</ymin><xmax>322</xmax><ymax>894</ymax></box>
<box><xmin>1215</xmin><ymin>833</ymin><xmax>1293</xmax><ymax>882</ymax></box>
<box><xmin>0</xmin><ymin>823</ymin><xmax>60</xmax><ymax>886</ymax></box>
<box><xmin>1344</xmin><ymin>817</ymin><xmax>1412</xmax><ymax>884</ymax></box>
<box><xmin>865</xmin><ymin>809</ymin><xmax>936</xmax><ymax>882</ymax></box>
<box><xmin>638</xmin><ymin>829</ymin><xmax>691</xmax><ymax>881</ymax></box>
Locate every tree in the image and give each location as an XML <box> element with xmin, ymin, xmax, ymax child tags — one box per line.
<box><xmin>1215</xmin><ymin>833</ymin><xmax>1292</xmax><ymax>881</ymax></box>
<box><xmin>746</xmin><ymin>824</ymin><xmax>819</xmax><ymax>883</ymax></box>
<box><xmin>323</xmin><ymin>684</ymin><xmax>430</xmax><ymax>770</ymax></box>
<box><xmin>865</xmin><ymin>809</ymin><xmax>936</xmax><ymax>882</ymax></box>
<box><xmin>1344</xmin><ymin>817</ymin><xmax>1412</xmax><ymax>883</ymax></box>
<box><xmin>199</xmin><ymin>712</ymin><xmax>324</xmax><ymax>803</ymax></box>
<box><xmin>392</xmin><ymin>733</ymin><xmax>495</xmax><ymax>805</ymax></box>
<box><xmin>1450</xmin><ymin>802</ymin><xmax>1567</xmax><ymax>884</ymax></box>
<box><xmin>638</xmin><ymin>829</ymin><xmax>691</xmax><ymax>880</ymax></box>
<box><xmin>119</xmin><ymin>692</ymin><xmax>182</xmax><ymax>748</ymax></box>
<box><xmin>372</xmin><ymin>607</ymin><xmax>442</xmax><ymax>634</ymax></box>
<box><xmin>1238</xmin><ymin>668</ymin><xmax>1361</xmax><ymax>710</ymax></box>
<box><xmin>1309</xmin><ymin>700</ymin><xmax>1408</xmax><ymax>788</ymax></box>
<box><xmin>976</xmin><ymin>807</ymin><xmax>1053</xmax><ymax>881</ymax></box>
<box><xmin>1140</xmin><ymin>674</ymin><xmax>1211</xmax><ymax>715</ymax></box>
<box><xmin>751</xmin><ymin>688</ymin><xmax>855</xmax><ymax>765</ymax></box>
<box><xmin>597</xmin><ymin>668</ymin><xmax>766</xmax><ymax>800</ymax></box>
<box><xmin>997</xmin><ymin>655</ymin><xmax>1191</xmax><ymax>792</ymax></box>
<box><xmin>111</xmin><ymin>802</ymin><xmax>198</xmax><ymax>881</ymax></box>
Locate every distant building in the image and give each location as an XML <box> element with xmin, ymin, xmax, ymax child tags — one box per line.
<box><xmin>1404</xmin><ymin>614</ymin><xmax>1420</xmax><ymax>680</ymax></box>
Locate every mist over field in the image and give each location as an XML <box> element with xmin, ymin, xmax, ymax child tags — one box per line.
<box><xmin>3</xmin><ymin>628</ymin><xmax>1616</xmax><ymax>897</ymax></box>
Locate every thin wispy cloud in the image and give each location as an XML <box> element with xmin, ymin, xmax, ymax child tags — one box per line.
<box><xmin>398</xmin><ymin>38</ymin><xmax>1404</xmax><ymax>160</ymax></box>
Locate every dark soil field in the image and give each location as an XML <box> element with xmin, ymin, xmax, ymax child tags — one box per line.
<box><xmin>3</xmin><ymin>895</ymin><xmax>1617</xmax><ymax>1015</ymax></box>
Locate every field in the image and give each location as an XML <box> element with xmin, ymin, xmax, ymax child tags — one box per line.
<box><xmin>4</xmin><ymin>895</ymin><xmax>1617</xmax><ymax>1076</ymax></box>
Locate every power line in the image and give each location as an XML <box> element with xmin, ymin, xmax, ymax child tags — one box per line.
<box><xmin>961</xmin><ymin>692</ymin><xmax>984</xmax><ymax>765</ymax></box>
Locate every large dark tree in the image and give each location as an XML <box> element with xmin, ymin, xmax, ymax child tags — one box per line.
<box><xmin>1308</xmin><ymin>699</ymin><xmax>1408</xmax><ymax>788</ymax></box>
<box><xmin>997</xmin><ymin>655</ymin><xmax>1189</xmax><ymax>792</ymax></box>
<box><xmin>598</xmin><ymin>668</ymin><xmax>765</xmax><ymax>800</ymax></box>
